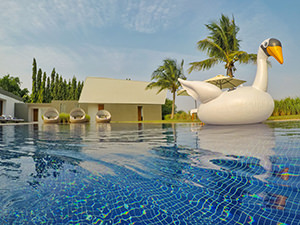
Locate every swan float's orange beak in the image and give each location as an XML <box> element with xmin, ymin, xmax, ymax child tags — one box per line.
<box><xmin>267</xmin><ymin>45</ymin><xmax>283</xmax><ymax>64</ymax></box>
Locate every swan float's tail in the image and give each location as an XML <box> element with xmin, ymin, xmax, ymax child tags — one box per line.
<box><xmin>178</xmin><ymin>78</ymin><xmax>222</xmax><ymax>103</ymax></box>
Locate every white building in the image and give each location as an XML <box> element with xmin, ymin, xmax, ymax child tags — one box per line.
<box><xmin>79</xmin><ymin>77</ymin><xmax>167</xmax><ymax>122</ymax></box>
<box><xmin>13</xmin><ymin>77</ymin><xmax>167</xmax><ymax>123</ymax></box>
<box><xmin>0</xmin><ymin>88</ymin><xmax>23</xmax><ymax>117</ymax></box>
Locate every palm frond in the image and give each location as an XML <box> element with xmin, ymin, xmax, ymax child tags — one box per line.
<box><xmin>188</xmin><ymin>58</ymin><xmax>220</xmax><ymax>73</ymax></box>
<box><xmin>197</xmin><ymin>39</ymin><xmax>226</xmax><ymax>59</ymax></box>
<box><xmin>193</xmin><ymin>14</ymin><xmax>254</xmax><ymax>77</ymax></box>
<box><xmin>147</xmin><ymin>58</ymin><xmax>186</xmax><ymax>94</ymax></box>
<box><xmin>234</xmin><ymin>52</ymin><xmax>257</xmax><ymax>64</ymax></box>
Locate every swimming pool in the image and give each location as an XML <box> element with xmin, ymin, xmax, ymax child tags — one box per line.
<box><xmin>0</xmin><ymin>122</ymin><xmax>299</xmax><ymax>224</ymax></box>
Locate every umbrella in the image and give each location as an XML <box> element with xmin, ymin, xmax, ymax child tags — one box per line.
<box><xmin>177</xmin><ymin>74</ymin><xmax>246</xmax><ymax>107</ymax></box>
<box><xmin>177</xmin><ymin>89</ymin><xmax>189</xmax><ymax>96</ymax></box>
<box><xmin>204</xmin><ymin>74</ymin><xmax>246</xmax><ymax>89</ymax></box>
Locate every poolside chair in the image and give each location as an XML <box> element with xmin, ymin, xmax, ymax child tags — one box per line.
<box><xmin>43</xmin><ymin>108</ymin><xmax>60</xmax><ymax>124</ymax></box>
<box><xmin>96</xmin><ymin>110</ymin><xmax>111</xmax><ymax>123</ymax></box>
<box><xmin>0</xmin><ymin>115</ymin><xmax>7</xmax><ymax>123</ymax></box>
<box><xmin>69</xmin><ymin>108</ymin><xmax>87</xmax><ymax>123</ymax></box>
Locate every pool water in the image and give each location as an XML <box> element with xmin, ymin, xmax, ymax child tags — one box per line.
<box><xmin>0</xmin><ymin>122</ymin><xmax>299</xmax><ymax>224</ymax></box>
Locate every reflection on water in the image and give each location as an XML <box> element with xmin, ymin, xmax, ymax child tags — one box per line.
<box><xmin>266</xmin><ymin>120</ymin><xmax>300</xmax><ymax>129</ymax></box>
<box><xmin>193</xmin><ymin>124</ymin><xmax>276</xmax><ymax>181</ymax></box>
<box><xmin>191</xmin><ymin>123</ymin><xmax>296</xmax><ymax>212</ymax></box>
<box><xmin>0</xmin><ymin>122</ymin><xmax>299</xmax><ymax>224</ymax></box>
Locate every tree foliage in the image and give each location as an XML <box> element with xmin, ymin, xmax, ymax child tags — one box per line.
<box><xmin>31</xmin><ymin>58</ymin><xmax>37</xmax><ymax>102</ymax></box>
<box><xmin>272</xmin><ymin>97</ymin><xmax>300</xmax><ymax>116</ymax></box>
<box><xmin>189</xmin><ymin>14</ymin><xmax>257</xmax><ymax>77</ymax></box>
<box><xmin>0</xmin><ymin>74</ymin><xmax>30</xmax><ymax>102</ymax></box>
<box><xmin>30</xmin><ymin>58</ymin><xmax>84</xmax><ymax>103</ymax></box>
<box><xmin>162</xmin><ymin>99</ymin><xmax>176</xmax><ymax>119</ymax></box>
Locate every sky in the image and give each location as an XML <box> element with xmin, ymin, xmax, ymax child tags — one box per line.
<box><xmin>0</xmin><ymin>0</ymin><xmax>299</xmax><ymax>111</ymax></box>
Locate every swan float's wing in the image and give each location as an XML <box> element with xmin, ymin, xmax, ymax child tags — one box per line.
<box><xmin>178</xmin><ymin>78</ymin><xmax>222</xmax><ymax>103</ymax></box>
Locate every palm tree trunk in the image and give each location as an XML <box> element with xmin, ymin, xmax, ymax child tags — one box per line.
<box><xmin>171</xmin><ymin>91</ymin><xmax>176</xmax><ymax>119</ymax></box>
<box><xmin>227</xmin><ymin>67</ymin><xmax>234</xmax><ymax>78</ymax></box>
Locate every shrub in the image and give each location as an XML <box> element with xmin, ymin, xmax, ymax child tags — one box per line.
<box><xmin>164</xmin><ymin>114</ymin><xmax>171</xmax><ymax>120</ymax></box>
<box><xmin>272</xmin><ymin>97</ymin><xmax>300</xmax><ymax>116</ymax></box>
<box><xmin>85</xmin><ymin>114</ymin><xmax>91</xmax><ymax>122</ymax></box>
<box><xmin>59</xmin><ymin>113</ymin><xmax>70</xmax><ymax>123</ymax></box>
<box><xmin>272</xmin><ymin>100</ymin><xmax>280</xmax><ymax>116</ymax></box>
<box><xmin>164</xmin><ymin>111</ymin><xmax>193</xmax><ymax>120</ymax></box>
<box><xmin>162</xmin><ymin>99</ymin><xmax>176</xmax><ymax>119</ymax></box>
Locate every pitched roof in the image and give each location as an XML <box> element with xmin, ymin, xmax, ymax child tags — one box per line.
<box><xmin>79</xmin><ymin>77</ymin><xmax>166</xmax><ymax>104</ymax></box>
<box><xmin>0</xmin><ymin>88</ymin><xmax>23</xmax><ymax>101</ymax></box>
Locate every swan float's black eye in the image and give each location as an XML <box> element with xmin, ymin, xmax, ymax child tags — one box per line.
<box><xmin>263</xmin><ymin>41</ymin><xmax>268</xmax><ymax>47</ymax></box>
<box><xmin>269</xmin><ymin>38</ymin><xmax>282</xmax><ymax>47</ymax></box>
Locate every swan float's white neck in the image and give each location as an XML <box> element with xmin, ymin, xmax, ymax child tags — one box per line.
<box><xmin>252</xmin><ymin>47</ymin><xmax>268</xmax><ymax>92</ymax></box>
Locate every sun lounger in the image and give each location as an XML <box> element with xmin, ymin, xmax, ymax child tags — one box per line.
<box><xmin>69</xmin><ymin>108</ymin><xmax>87</xmax><ymax>123</ymax></box>
<box><xmin>43</xmin><ymin>108</ymin><xmax>60</xmax><ymax>124</ymax></box>
<box><xmin>0</xmin><ymin>115</ymin><xmax>24</xmax><ymax>123</ymax></box>
<box><xmin>96</xmin><ymin>110</ymin><xmax>111</xmax><ymax>123</ymax></box>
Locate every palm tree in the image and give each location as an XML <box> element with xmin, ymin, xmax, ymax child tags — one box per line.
<box><xmin>147</xmin><ymin>59</ymin><xmax>186</xmax><ymax>119</ymax></box>
<box><xmin>188</xmin><ymin>14</ymin><xmax>257</xmax><ymax>78</ymax></box>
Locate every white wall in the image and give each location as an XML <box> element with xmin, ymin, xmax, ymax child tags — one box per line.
<box><xmin>0</xmin><ymin>93</ymin><xmax>22</xmax><ymax>117</ymax></box>
<box><xmin>27</xmin><ymin>106</ymin><xmax>49</xmax><ymax>122</ymax></box>
<box><xmin>87</xmin><ymin>104</ymin><xmax>98</xmax><ymax>123</ymax></box>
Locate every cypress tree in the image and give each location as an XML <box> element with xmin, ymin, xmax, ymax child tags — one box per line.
<box><xmin>53</xmin><ymin>73</ymin><xmax>59</xmax><ymax>100</ymax></box>
<box><xmin>75</xmin><ymin>87</ymin><xmax>79</xmax><ymax>100</ymax></box>
<box><xmin>50</xmin><ymin>68</ymin><xmax>56</xmax><ymax>99</ymax></box>
<box><xmin>58</xmin><ymin>76</ymin><xmax>63</xmax><ymax>100</ymax></box>
<box><xmin>30</xmin><ymin>59</ymin><xmax>84</xmax><ymax>101</ymax></box>
<box><xmin>43</xmin><ymin>72</ymin><xmax>46</xmax><ymax>98</ymax></box>
<box><xmin>76</xmin><ymin>81</ymin><xmax>83</xmax><ymax>100</ymax></box>
<box><xmin>46</xmin><ymin>77</ymin><xmax>51</xmax><ymax>103</ymax></box>
<box><xmin>36</xmin><ymin>68</ymin><xmax>42</xmax><ymax>102</ymax></box>
<box><xmin>38</xmin><ymin>72</ymin><xmax>46</xmax><ymax>103</ymax></box>
<box><xmin>63</xmin><ymin>79</ymin><xmax>68</xmax><ymax>100</ymax></box>
<box><xmin>31</xmin><ymin>58</ymin><xmax>37</xmax><ymax>102</ymax></box>
<box><xmin>71</xmin><ymin>76</ymin><xmax>77</xmax><ymax>100</ymax></box>
<box><xmin>68</xmin><ymin>79</ymin><xmax>72</xmax><ymax>100</ymax></box>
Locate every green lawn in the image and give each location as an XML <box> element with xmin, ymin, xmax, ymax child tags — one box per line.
<box><xmin>111</xmin><ymin>115</ymin><xmax>300</xmax><ymax>124</ymax></box>
<box><xmin>267</xmin><ymin>115</ymin><xmax>300</xmax><ymax>121</ymax></box>
<box><xmin>111</xmin><ymin>119</ymin><xmax>201</xmax><ymax>123</ymax></box>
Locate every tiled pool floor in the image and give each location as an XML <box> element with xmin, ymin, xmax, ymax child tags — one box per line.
<box><xmin>0</xmin><ymin>123</ymin><xmax>299</xmax><ymax>224</ymax></box>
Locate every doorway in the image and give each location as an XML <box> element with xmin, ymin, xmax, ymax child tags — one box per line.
<box><xmin>0</xmin><ymin>100</ymin><xmax>2</xmax><ymax>115</ymax></box>
<box><xmin>98</xmin><ymin>104</ymin><xmax>104</xmax><ymax>110</ymax></box>
<box><xmin>138</xmin><ymin>106</ymin><xmax>143</xmax><ymax>121</ymax></box>
<box><xmin>33</xmin><ymin>109</ymin><xmax>39</xmax><ymax>122</ymax></box>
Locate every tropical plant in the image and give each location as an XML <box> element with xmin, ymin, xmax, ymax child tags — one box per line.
<box><xmin>188</xmin><ymin>14</ymin><xmax>257</xmax><ymax>78</ymax></box>
<box><xmin>147</xmin><ymin>59</ymin><xmax>186</xmax><ymax>119</ymax></box>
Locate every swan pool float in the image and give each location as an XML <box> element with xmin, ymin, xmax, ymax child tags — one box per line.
<box><xmin>179</xmin><ymin>38</ymin><xmax>283</xmax><ymax>125</ymax></box>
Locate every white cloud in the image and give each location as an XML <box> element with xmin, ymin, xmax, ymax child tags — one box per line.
<box><xmin>0</xmin><ymin>41</ymin><xmax>203</xmax><ymax>88</ymax></box>
<box><xmin>0</xmin><ymin>45</ymin><xmax>81</xmax><ymax>89</ymax></box>
<box><xmin>0</xmin><ymin>0</ymin><xmax>119</xmax><ymax>43</ymax></box>
<box><xmin>121</xmin><ymin>0</ymin><xmax>180</xmax><ymax>33</ymax></box>
<box><xmin>0</xmin><ymin>0</ymin><xmax>298</xmax><ymax>112</ymax></box>
<box><xmin>0</xmin><ymin>0</ymin><xmax>186</xmax><ymax>43</ymax></box>
<box><xmin>0</xmin><ymin>39</ymin><xmax>226</xmax><ymax>112</ymax></box>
